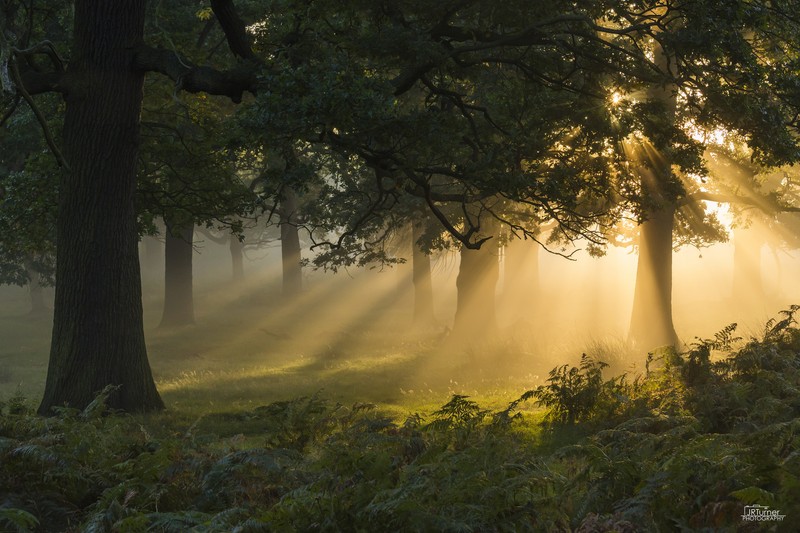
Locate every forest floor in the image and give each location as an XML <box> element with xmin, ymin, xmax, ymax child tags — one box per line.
<box><xmin>3</xmin><ymin>283</ymin><xmax>798</xmax><ymax>531</ymax></box>
<box><xmin>0</xmin><ymin>277</ymin><xmax>643</xmax><ymax>422</ymax></box>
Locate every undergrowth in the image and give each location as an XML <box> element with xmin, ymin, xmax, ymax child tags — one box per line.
<box><xmin>2</xmin><ymin>310</ymin><xmax>800</xmax><ymax>531</ymax></box>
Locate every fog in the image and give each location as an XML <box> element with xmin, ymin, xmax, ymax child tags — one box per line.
<box><xmin>146</xmin><ymin>225</ymin><xmax>800</xmax><ymax>397</ymax></box>
<box><xmin>2</xmin><ymin>224</ymin><xmax>799</xmax><ymax>408</ymax></box>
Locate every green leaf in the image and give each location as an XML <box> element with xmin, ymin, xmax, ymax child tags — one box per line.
<box><xmin>0</xmin><ymin>508</ymin><xmax>39</xmax><ymax>533</ymax></box>
<box><xmin>730</xmin><ymin>486</ymin><xmax>776</xmax><ymax>506</ymax></box>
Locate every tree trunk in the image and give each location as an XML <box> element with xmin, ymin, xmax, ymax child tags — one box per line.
<box><xmin>412</xmin><ymin>221</ymin><xmax>436</xmax><ymax>325</ymax></box>
<box><xmin>39</xmin><ymin>1</ymin><xmax>163</xmax><ymax>414</ymax></box>
<box><xmin>280</xmin><ymin>188</ymin><xmax>302</xmax><ymax>297</ymax></box>
<box><xmin>629</xmin><ymin>204</ymin><xmax>679</xmax><ymax>348</ymax></box>
<box><xmin>24</xmin><ymin>256</ymin><xmax>48</xmax><ymax>315</ymax></box>
<box><xmin>627</xmin><ymin>41</ymin><xmax>679</xmax><ymax>350</ymax></box>
<box><xmin>230</xmin><ymin>234</ymin><xmax>244</xmax><ymax>282</ymax></box>
<box><xmin>160</xmin><ymin>223</ymin><xmax>195</xmax><ymax>327</ymax></box>
<box><xmin>451</xmin><ymin>240</ymin><xmax>500</xmax><ymax>342</ymax></box>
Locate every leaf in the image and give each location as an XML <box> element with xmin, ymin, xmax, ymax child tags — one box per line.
<box><xmin>730</xmin><ymin>486</ymin><xmax>776</xmax><ymax>506</ymax></box>
<box><xmin>196</xmin><ymin>7</ymin><xmax>214</xmax><ymax>21</ymax></box>
<box><xmin>0</xmin><ymin>508</ymin><xmax>39</xmax><ymax>533</ymax></box>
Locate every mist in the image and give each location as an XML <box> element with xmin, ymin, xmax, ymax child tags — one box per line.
<box><xmin>2</xmin><ymin>218</ymin><xmax>797</xmax><ymax>412</ymax></box>
<box><xmin>140</xmin><ymin>225</ymin><xmax>800</xmax><ymax>409</ymax></box>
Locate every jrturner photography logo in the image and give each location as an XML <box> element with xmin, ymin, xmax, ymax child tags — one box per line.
<box><xmin>741</xmin><ymin>504</ymin><xmax>786</xmax><ymax>522</ymax></box>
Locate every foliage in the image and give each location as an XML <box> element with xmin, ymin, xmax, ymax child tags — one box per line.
<box><xmin>543</xmin><ymin>309</ymin><xmax>800</xmax><ymax>529</ymax></box>
<box><xmin>2</xmin><ymin>311</ymin><xmax>800</xmax><ymax>530</ymax></box>
<box><xmin>0</xmin><ymin>107</ymin><xmax>59</xmax><ymax>287</ymax></box>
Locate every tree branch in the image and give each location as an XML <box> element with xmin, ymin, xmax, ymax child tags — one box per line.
<box><xmin>133</xmin><ymin>44</ymin><xmax>259</xmax><ymax>102</ymax></box>
<box><xmin>9</xmin><ymin>57</ymin><xmax>69</xmax><ymax>170</ymax></box>
<box><xmin>209</xmin><ymin>0</ymin><xmax>256</xmax><ymax>60</ymax></box>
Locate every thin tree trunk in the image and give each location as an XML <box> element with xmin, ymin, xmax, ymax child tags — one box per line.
<box><xmin>451</xmin><ymin>240</ymin><xmax>500</xmax><ymax>342</ymax></box>
<box><xmin>230</xmin><ymin>234</ymin><xmax>244</xmax><ymax>282</ymax></box>
<box><xmin>160</xmin><ymin>223</ymin><xmax>195</xmax><ymax>327</ymax></box>
<box><xmin>412</xmin><ymin>221</ymin><xmax>436</xmax><ymax>325</ymax></box>
<box><xmin>280</xmin><ymin>188</ymin><xmax>302</xmax><ymax>297</ymax></box>
<box><xmin>39</xmin><ymin>1</ymin><xmax>163</xmax><ymax>414</ymax></box>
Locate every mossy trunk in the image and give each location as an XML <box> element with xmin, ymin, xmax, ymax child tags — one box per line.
<box><xmin>39</xmin><ymin>0</ymin><xmax>163</xmax><ymax>414</ymax></box>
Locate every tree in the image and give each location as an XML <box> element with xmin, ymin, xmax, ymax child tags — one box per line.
<box><xmin>278</xmin><ymin>186</ymin><xmax>303</xmax><ymax>297</ymax></box>
<box><xmin>238</xmin><ymin>1</ymin><xmax>647</xmax><ymax>342</ymax></box>
<box><xmin>593</xmin><ymin>1</ymin><xmax>800</xmax><ymax>348</ymax></box>
<box><xmin>36</xmin><ymin>2</ymin><xmax>164</xmax><ymax>412</ymax></box>
<box><xmin>5</xmin><ymin>0</ymin><xmax>800</xmax><ymax>410</ymax></box>
<box><xmin>626</xmin><ymin>41</ymin><xmax>682</xmax><ymax>348</ymax></box>
<box><xmin>137</xmin><ymin>91</ymin><xmax>255</xmax><ymax>327</ymax></box>
<box><xmin>4</xmin><ymin>0</ymin><xmax>260</xmax><ymax>413</ymax></box>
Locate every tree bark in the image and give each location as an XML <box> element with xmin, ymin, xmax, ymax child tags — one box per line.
<box><xmin>160</xmin><ymin>223</ymin><xmax>195</xmax><ymax>327</ymax></box>
<box><xmin>280</xmin><ymin>188</ymin><xmax>302</xmax><ymax>297</ymax></box>
<box><xmin>451</xmin><ymin>239</ymin><xmax>500</xmax><ymax>342</ymax></box>
<box><xmin>411</xmin><ymin>221</ymin><xmax>436</xmax><ymax>325</ymax></box>
<box><xmin>39</xmin><ymin>1</ymin><xmax>163</xmax><ymax>414</ymax></box>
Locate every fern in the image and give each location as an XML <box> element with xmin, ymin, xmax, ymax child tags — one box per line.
<box><xmin>0</xmin><ymin>508</ymin><xmax>39</xmax><ymax>533</ymax></box>
<box><xmin>532</xmin><ymin>354</ymin><xmax>612</xmax><ymax>425</ymax></box>
<box><xmin>764</xmin><ymin>304</ymin><xmax>800</xmax><ymax>341</ymax></box>
<box><xmin>80</xmin><ymin>384</ymin><xmax>121</xmax><ymax>420</ymax></box>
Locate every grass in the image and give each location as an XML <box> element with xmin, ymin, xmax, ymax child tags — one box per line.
<box><xmin>1</xmin><ymin>277</ymin><xmax>578</xmax><ymax>422</ymax></box>
<box><xmin>0</xmin><ymin>272</ymin><xmax>646</xmax><ymax>438</ymax></box>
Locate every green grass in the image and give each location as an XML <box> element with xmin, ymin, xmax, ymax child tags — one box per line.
<box><xmin>1</xmin><ymin>280</ymin><xmax>568</xmax><ymax>420</ymax></box>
